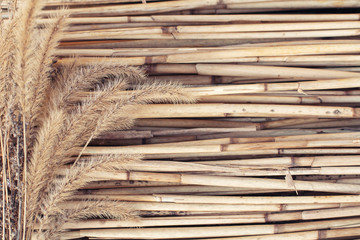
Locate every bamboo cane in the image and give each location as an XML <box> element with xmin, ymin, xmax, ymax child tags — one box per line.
<box><xmin>152</xmin><ymin>194</ymin><xmax>360</xmax><ymax>204</ymax></box>
<box><xmin>228</xmin><ymin>0</ymin><xmax>360</xmax><ymax>9</ymax></box>
<box><xmin>83</xmin><ymin>180</ymin><xmax>180</xmax><ymax>189</ymax></box>
<box><xmin>82</xmin><ymin>171</ymin><xmax>360</xmax><ymax>194</ymax></box>
<box><xmin>41</xmin><ymin>0</ymin><xmax>221</xmax><ymax>17</ymax></box>
<box><xmin>281</xmin><ymin>119</ymin><xmax>360</xmax><ymax>129</ymax></box>
<box><xmin>135</xmin><ymin>119</ymin><xmax>260</xmax><ymax>129</ymax></box>
<box><xmin>60</xmin><ymin>21</ymin><xmax>360</xmax><ymax>36</ymax></box>
<box><xmin>193</xmin><ymin>64</ymin><xmax>360</xmax><ymax>79</ymax></box>
<box><xmin>126</xmin><ymin>104</ymin><xmax>359</xmax><ymax>119</ymax></box>
<box><xmin>81</xmin><ymin>139</ymin><xmax>360</xmax><ymax>157</ymax></box>
<box><xmin>62</xmin><ymin>214</ymin><xmax>267</xmax><ymax>229</ymax></box>
<box><xmin>59</xmin><ymin>217</ymin><xmax>360</xmax><ymax>239</ymax></box>
<box><xmin>62</xmin><ymin>201</ymin><xmax>360</xmax><ymax>214</ymax></box>
<box><xmin>196</xmin><ymin>155</ymin><xmax>360</xmax><ymax>167</ymax></box>
<box><xmin>198</xmin><ymin>227</ymin><xmax>360</xmax><ymax>240</ymax></box>
<box><xmin>78</xmin><ymin>186</ymin><xmax>287</xmax><ymax>195</ymax></box>
<box><xmin>37</xmin><ymin>14</ymin><xmax>360</xmax><ymax>25</ymax></box>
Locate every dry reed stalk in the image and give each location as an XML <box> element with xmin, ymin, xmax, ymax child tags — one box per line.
<box><xmin>280</xmin><ymin>119</ymin><xmax>360</xmax><ymax>129</ymax></box>
<box><xmin>149</xmin><ymin>127</ymin><xmax>257</xmax><ymax>136</ymax></box>
<box><xmin>36</xmin><ymin>14</ymin><xmax>360</xmax><ymax>25</ymax></box>
<box><xmin>75</xmin><ymin>77</ymin><xmax>360</xmax><ymax>102</ymax></box>
<box><xmin>81</xmin><ymin>139</ymin><xmax>360</xmax><ymax>156</ymax></box>
<box><xmin>61</xmin><ymin>201</ymin><xmax>282</xmax><ymax>212</ymax></box>
<box><xmin>77</xmin><ymin>185</ymin><xmax>282</xmax><ymax>195</ymax></box>
<box><xmin>199</xmin><ymin>95</ymin><xmax>328</xmax><ymax>104</ymax></box>
<box><xmin>82</xmin><ymin>180</ymin><xmax>181</xmax><ymax>189</ymax></box>
<box><xmin>124</xmin><ymin>148</ymin><xmax>360</xmax><ymax>159</ymax></box>
<box><xmin>58</xmin><ymin>217</ymin><xmax>360</xmax><ymax>239</ymax></box>
<box><xmin>42</xmin><ymin>0</ymin><xmax>161</xmax><ymax>6</ymax></box>
<box><xmin>179</xmin><ymin>128</ymin><xmax>351</xmax><ymax>141</ymax></box>
<box><xmin>63</xmin><ymin>21</ymin><xmax>360</xmax><ymax>34</ymax></box>
<box><xmin>198</xmin><ymin>227</ymin><xmax>360</xmax><ymax>240</ymax></box>
<box><xmin>143</xmin><ymin>135</ymin><xmax>197</xmax><ymax>144</ymax></box>
<box><xmin>195</xmin><ymin>155</ymin><xmax>360</xmax><ymax>168</ymax></box>
<box><xmin>193</xmin><ymin>64</ymin><xmax>360</xmax><ymax>78</ymax></box>
<box><xmin>61</xmin><ymin>214</ymin><xmax>267</xmax><ymax>229</ymax></box>
<box><xmin>97</xmin><ymin>130</ymin><xmax>153</xmax><ymax>140</ymax></box>
<box><xmin>230</xmin><ymin>55</ymin><xmax>360</xmax><ymax>66</ymax></box>
<box><xmin>228</xmin><ymin>0</ymin><xmax>360</xmax><ymax>9</ymax></box>
<box><xmin>41</xmin><ymin>0</ymin><xmax>222</xmax><ymax>17</ymax></box>
<box><xmin>135</xmin><ymin>118</ymin><xmax>260</xmax><ymax>129</ymax></box>
<box><xmin>259</xmin><ymin>118</ymin><xmax>324</xmax><ymax>129</ymax></box>
<box><xmin>58</xmin><ymin>39</ymin><xmax>272</xmax><ymax>49</ymax></box>
<box><xmin>152</xmin><ymin>194</ymin><xmax>360</xmax><ymax>204</ymax></box>
<box><xmin>39</xmin><ymin>0</ymin><xmax>360</xmax><ymax>17</ymax></box>
<box><xmin>126</xmin><ymin>104</ymin><xmax>359</xmax><ymax>118</ymax></box>
<box><xmin>146</xmin><ymin>63</ymin><xmax>360</xmax><ymax>78</ymax></box>
<box><xmin>80</xmin><ymin>171</ymin><xmax>360</xmax><ymax>194</ymax></box>
<box><xmin>189</xmin><ymin>78</ymin><xmax>360</xmax><ymax>96</ymax></box>
<box><xmin>60</xmin><ymin>201</ymin><xmax>360</xmax><ymax>216</ymax></box>
<box><xmin>150</xmin><ymin>75</ymin><xmax>214</xmax><ymax>85</ymax></box>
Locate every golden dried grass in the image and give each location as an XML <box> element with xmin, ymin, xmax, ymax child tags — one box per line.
<box><xmin>0</xmin><ymin>0</ymin><xmax>193</xmax><ymax>239</ymax></box>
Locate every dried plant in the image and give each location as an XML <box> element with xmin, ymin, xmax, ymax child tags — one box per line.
<box><xmin>0</xmin><ymin>0</ymin><xmax>194</xmax><ymax>239</ymax></box>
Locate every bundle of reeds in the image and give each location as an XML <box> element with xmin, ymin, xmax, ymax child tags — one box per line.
<box><xmin>3</xmin><ymin>0</ymin><xmax>360</xmax><ymax>239</ymax></box>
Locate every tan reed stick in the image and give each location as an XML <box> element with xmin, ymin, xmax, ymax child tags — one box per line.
<box><xmin>78</xmin><ymin>187</ymin><xmax>290</xmax><ymax>196</ymax></box>
<box><xmin>59</xmin><ymin>21</ymin><xmax>360</xmax><ymax>35</ymax></box>
<box><xmin>135</xmin><ymin>119</ymin><xmax>260</xmax><ymax>129</ymax></box>
<box><xmin>195</xmin><ymin>155</ymin><xmax>360</xmax><ymax>167</ymax></box>
<box><xmin>61</xmin><ymin>214</ymin><xmax>268</xmax><ymax>229</ymax></box>
<box><xmin>80</xmin><ymin>171</ymin><xmax>360</xmax><ymax>194</ymax></box>
<box><xmin>198</xmin><ymin>227</ymin><xmax>360</xmax><ymax>240</ymax></box>
<box><xmin>36</xmin><ymin>14</ymin><xmax>360</xmax><ymax>25</ymax></box>
<box><xmin>59</xmin><ymin>217</ymin><xmax>360</xmax><ymax>239</ymax></box>
<box><xmin>41</xmin><ymin>0</ymin><xmax>222</xmax><ymax>17</ymax></box>
<box><xmin>126</xmin><ymin>104</ymin><xmax>359</xmax><ymax>119</ymax></box>
<box><xmin>227</xmin><ymin>0</ymin><xmax>360</xmax><ymax>10</ymax></box>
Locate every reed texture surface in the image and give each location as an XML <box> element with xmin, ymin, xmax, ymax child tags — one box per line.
<box><xmin>2</xmin><ymin>0</ymin><xmax>360</xmax><ymax>239</ymax></box>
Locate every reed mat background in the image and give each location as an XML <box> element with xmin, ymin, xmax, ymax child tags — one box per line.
<box><xmin>3</xmin><ymin>0</ymin><xmax>360</xmax><ymax>239</ymax></box>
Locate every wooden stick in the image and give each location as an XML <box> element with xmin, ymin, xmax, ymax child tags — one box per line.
<box><xmin>78</xmin><ymin>186</ymin><xmax>286</xmax><ymax>195</ymax></box>
<box><xmin>147</xmin><ymin>63</ymin><xmax>360</xmax><ymax>78</ymax></box>
<box><xmin>198</xmin><ymin>227</ymin><xmax>360</xmax><ymax>240</ymax></box>
<box><xmin>37</xmin><ymin>14</ymin><xmax>360</xmax><ymax>25</ymax></box>
<box><xmin>61</xmin><ymin>21</ymin><xmax>360</xmax><ymax>35</ymax></box>
<box><xmin>82</xmin><ymin>171</ymin><xmax>360</xmax><ymax>194</ymax></box>
<box><xmin>196</xmin><ymin>155</ymin><xmax>360</xmax><ymax>167</ymax></box>
<box><xmin>193</xmin><ymin>64</ymin><xmax>360</xmax><ymax>79</ymax></box>
<box><xmin>228</xmin><ymin>0</ymin><xmax>360</xmax><ymax>9</ymax></box>
<box><xmin>126</xmin><ymin>104</ymin><xmax>359</xmax><ymax>119</ymax></box>
<box><xmin>60</xmin><ymin>217</ymin><xmax>360</xmax><ymax>239</ymax></box>
<box><xmin>41</xmin><ymin>0</ymin><xmax>221</xmax><ymax>17</ymax></box>
<box><xmin>135</xmin><ymin>119</ymin><xmax>260</xmax><ymax>129</ymax></box>
<box><xmin>280</xmin><ymin>119</ymin><xmax>360</xmax><ymax>129</ymax></box>
<box><xmin>62</xmin><ymin>29</ymin><xmax>360</xmax><ymax>40</ymax></box>
<box><xmin>62</xmin><ymin>214</ymin><xmax>267</xmax><ymax>229</ymax></box>
<box><xmin>153</xmin><ymin>194</ymin><xmax>360</xmax><ymax>204</ymax></box>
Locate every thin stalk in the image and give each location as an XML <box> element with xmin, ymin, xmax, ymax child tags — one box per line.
<box><xmin>16</xmin><ymin>135</ymin><xmax>21</xmax><ymax>240</ymax></box>
<box><xmin>1</xmin><ymin>132</ymin><xmax>6</xmax><ymax>240</ymax></box>
<box><xmin>5</xmin><ymin>131</ymin><xmax>11</xmax><ymax>239</ymax></box>
<box><xmin>73</xmin><ymin>133</ymin><xmax>95</xmax><ymax>166</ymax></box>
<box><xmin>22</xmin><ymin>117</ymin><xmax>27</xmax><ymax>240</ymax></box>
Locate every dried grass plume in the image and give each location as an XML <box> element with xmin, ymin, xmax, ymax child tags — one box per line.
<box><xmin>0</xmin><ymin>0</ymin><xmax>194</xmax><ymax>239</ymax></box>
